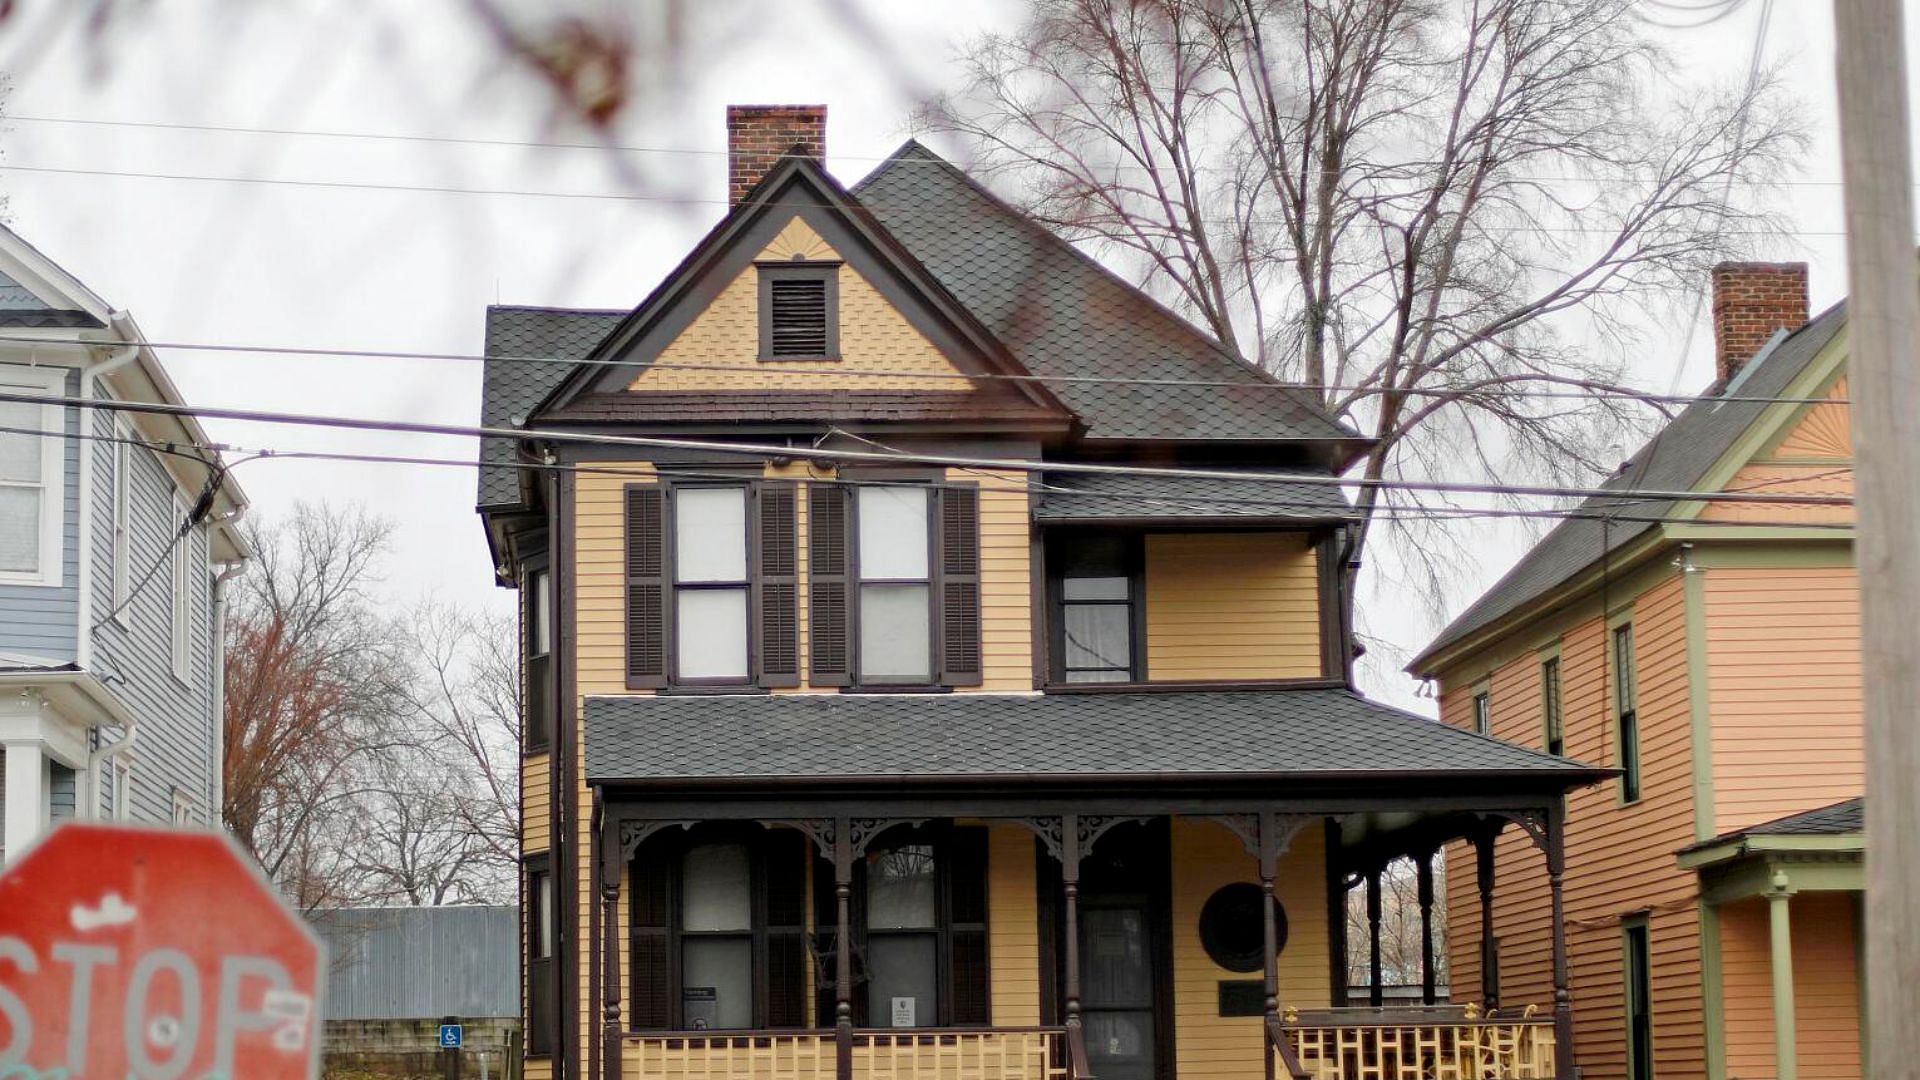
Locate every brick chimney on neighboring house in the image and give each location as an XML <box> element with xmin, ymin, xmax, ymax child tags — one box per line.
<box><xmin>1710</xmin><ymin>261</ymin><xmax>1810</xmax><ymax>385</ymax></box>
<box><xmin>727</xmin><ymin>105</ymin><xmax>826</xmax><ymax>206</ymax></box>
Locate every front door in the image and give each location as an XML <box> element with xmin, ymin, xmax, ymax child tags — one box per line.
<box><xmin>1069</xmin><ymin>821</ymin><xmax>1172</xmax><ymax>1080</ymax></box>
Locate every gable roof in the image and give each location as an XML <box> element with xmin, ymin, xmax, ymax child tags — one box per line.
<box><xmin>1410</xmin><ymin>301</ymin><xmax>1849</xmax><ymax>673</ymax></box>
<box><xmin>853</xmin><ymin>143</ymin><xmax>1366</xmax><ymax>458</ymax></box>
<box><xmin>535</xmin><ymin>152</ymin><xmax>1072</xmax><ymax>427</ymax></box>
<box><xmin>584</xmin><ymin>688</ymin><xmax>1601</xmax><ymax>786</ymax></box>
<box><xmin>477</xmin><ymin>143</ymin><xmax>1371</xmax><ymax>515</ymax></box>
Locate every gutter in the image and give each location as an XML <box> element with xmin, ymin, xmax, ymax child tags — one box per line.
<box><xmin>209</xmin><ymin>558</ymin><xmax>246</xmax><ymax>826</ymax></box>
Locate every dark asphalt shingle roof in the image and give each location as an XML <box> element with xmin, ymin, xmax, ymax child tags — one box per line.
<box><xmin>1412</xmin><ymin>302</ymin><xmax>1849</xmax><ymax>671</ymax></box>
<box><xmin>853</xmin><ymin>144</ymin><xmax>1362</xmax><ymax>450</ymax></box>
<box><xmin>1741</xmin><ymin>797</ymin><xmax>1863</xmax><ymax>839</ymax></box>
<box><xmin>478</xmin><ymin>305</ymin><xmax>625</xmax><ymax>510</ymax></box>
<box><xmin>583</xmin><ymin>689</ymin><xmax>1594</xmax><ymax>783</ymax></box>
<box><xmin>1034</xmin><ymin>470</ymin><xmax>1354</xmax><ymax>522</ymax></box>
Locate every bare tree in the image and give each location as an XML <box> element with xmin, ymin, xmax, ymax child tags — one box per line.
<box><xmin>922</xmin><ymin>0</ymin><xmax>1803</xmax><ymax>612</ymax></box>
<box><xmin>1347</xmin><ymin>856</ymin><xmax>1448</xmax><ymax>992</ymax></box>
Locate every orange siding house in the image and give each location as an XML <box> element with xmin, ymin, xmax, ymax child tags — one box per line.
<box><xmin>478</xmin><ymin>107</ymin><xmax>1603</xmax><ymax>1080</ymax></box>
<box><xmin>1413</xmin><ymin>263</ymin><xmax>1865</xmax><ymax>1080</ymax></box>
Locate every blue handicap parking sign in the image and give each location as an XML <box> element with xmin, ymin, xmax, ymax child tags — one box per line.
<box><xmin>440</xmin><ymin>1024</ymin><xmax>464</xmax><ymax>1049</ymax></box>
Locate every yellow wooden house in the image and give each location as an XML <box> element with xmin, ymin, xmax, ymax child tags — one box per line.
<box><xmin>478</xmin><ymin>106</ymin><xmax>1601</xmax><ymax>1080</ymax></box>
<box><xmin>1412</xmin><ymin>264</ymin><xmax>1864</xmax><ymax>1080</ymax></box>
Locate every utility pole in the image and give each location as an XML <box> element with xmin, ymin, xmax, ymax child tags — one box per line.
<box><xmin>1833</xmin><ymin>1</ymin><xmax>1920</xmax><ymax>1073</ymax></box>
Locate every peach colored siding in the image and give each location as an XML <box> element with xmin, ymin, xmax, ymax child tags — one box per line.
<box><xmin>1705</xmin><ymin>566</ymin><xmax>1863</xmax><ymax>834</ymax></box>
<box><xmin>1445</xmin><ymin>572</ymin><xmax>1704</xmax><ymax>1080</ymax></box>
<box><xmin>1144</xmin><ymin>533</ymin><xmax>1320</xmax><ymax>681</ymax></box>
<box><xmin>627</xmin><ymin>216</ymin><xmax>969</xmax><ymax>391</ymax></box>
<box><xmin>1719</xmin><ymin>894</ymin><xmax>1862</xmax><ymax>1080</ymax></box>
<box><xmin>1705</xmin><ymin>377</ymin><xmax>1853</xmax><ymax>525</ymax></box>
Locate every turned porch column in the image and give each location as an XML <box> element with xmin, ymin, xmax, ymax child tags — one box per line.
<box><xmin>1546</xmin><ymin>803</ymin><xmax>1575</xmax><ymax>1080</ymax></box>
<box><xmin>1366</xmin><ymin>865</ymin><xmax>1384</xmax><ymax>1008</ymax></box>
<box><xmin>1416</xmin><ymin>848</ymin><xmax>1437</xmax><ymax>1006</ymax></box>
<box><xmin>834</xmin><ymin>815</ymin><xmax>854</xmax><ymax>1080</ymax></box>
<box><xmin>1476</xmin><ymin>829</ymin><xmax>1499</xmax><ymax>1009</ymax></box>
<box><xmin>1062</xmin><ymin>813</ymin><xmax>1086</xmax><ymax>1046</ymax></box>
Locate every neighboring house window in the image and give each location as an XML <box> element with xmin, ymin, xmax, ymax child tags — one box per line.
<box><xmin>112</xmin><ymin>758</ymin><xmax>133</xmax><ymax>820</ymax></box>
<box><xmin>0</xmin><ymin>363</ymin><xmax>66</xmax><ymax>586</ymax></box>
<box><xmin>111</xmin><ymin>422</ymin><xmax>131</xmax><ymax>617</ymax></box>
<box><xmin>855</xmin><ymin>485</ymin><xmax>934</xmax><ymax>684</ymax></box>
<box><xmin>170</xmin><ymin>789</ymin><xmax>196</xmax><ymax>827</ymax></box>
<box><xmin>1624</xmin><ymin>920</ymin><xmax>1654</xmax><ymax>1080</ymax></box>
<box><xmin>526</xmin><ymin>857</ymin><xmax>554</xmax><ymax>1055</ymax></box>
<box><xmin>758</xmin><ymin>264</ymin><xmax>839</xmax><ymax>360</ymax></box>
<box><xmin>1048</xmin><ymin>535</ymin><xmax>1141</xmax><ymax>684</ymax></box>
<box><xmin>1542</xmin><ymin>656</ymin><xmax>1565</xmax><ymax>756</ymax></box>
<box><xmin>171</xmin><ymin>498</ymin><xmax>191</xmax><ymax>681</ymax></box>
<box><xmin>855</xmin><ymin>826</ymin><xmax>990</xmax><ymax>1028</ymax></box>
<box><xmin>1473</xmin><ymin>692</ymin><xmax>1492</xmax><ymax>736</ymax></box>
<box><xmin>524</xmin><ymin>566</ymin><xmax>551</xmax><ymax>751</ymax></box>
<box><xmin>673</xmin><ymin>486</ymin><xmax>752</xmax><ymax>683</ymax></box>
<box><xmin>1614</xmin><ymin>624</ymin><xmax>1641</xmax><ymax>802</ymax></box>
<box><xmin>629</xmin><ymin>828</ymin><xmax>808</xmax><ymax>1031</ymax></box>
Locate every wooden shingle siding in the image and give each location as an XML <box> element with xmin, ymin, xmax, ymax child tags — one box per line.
<box><xmin>1719</xmin><ymin>893</ymin><xmax>1862</xmax><ymax>1080</ymax></box>
<box><xmin>1706</xmin><ymin>566</ymin><xmax>1863</xmax><ymax>834</ymax></box>
<box><xmin>626</xmin><ymin>217</ymin><xmax>968</xmax><ymax>391</ymax></box>
<box><xmin>1445</xmin><ymin>573</ymin><xmax>1703</xmax><ymax>1080</ymax></box>
<box><xmin>1144</xmin><ymin>533</ymin><xmax>1320</xmax><ymax>681</ymax></box>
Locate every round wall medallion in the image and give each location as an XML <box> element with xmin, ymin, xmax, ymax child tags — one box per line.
<box><xmin>1198</xmin><ymin>882</ymin><xmax>1285</xmax><ymax>973</ymax></box>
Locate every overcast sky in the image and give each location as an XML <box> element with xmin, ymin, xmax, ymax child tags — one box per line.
<box><xmin>0</xmin><ymin>1</ymin><xmax>1897</xmax><ymax>708</ymax></box>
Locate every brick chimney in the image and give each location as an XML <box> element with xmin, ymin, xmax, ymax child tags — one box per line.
<box><xmin>727</xmin><ymin>105</ymin><xmax>826</xmax><ymax>206</ymax></box>
<box><xmin>1710</xmin><ymin>261</ymin><xmax>1809</xmax><ymax>384</ymax></box>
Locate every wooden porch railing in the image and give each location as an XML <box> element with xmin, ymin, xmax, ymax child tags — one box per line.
<box><xmin>623</xmin><ymin>1027</ymin><xmax>1073</xmax><ymax>1080</ymax></box>
<box><xmin>1268</xmin><ymin>1007</ymin><xmax>1557</xmax><ymax>1080</ymax></box>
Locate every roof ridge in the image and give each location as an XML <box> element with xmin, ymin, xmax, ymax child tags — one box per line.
<box><xmin>486</xmin><ymin>303</ymin><xmax>629</xmax><ymax>317</ymax></box>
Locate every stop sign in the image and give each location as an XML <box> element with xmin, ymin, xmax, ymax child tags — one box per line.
<box><xmin>0</xmin><ymin>822</ymin><xmax>323</xmax><ymax>1080</ymax></box>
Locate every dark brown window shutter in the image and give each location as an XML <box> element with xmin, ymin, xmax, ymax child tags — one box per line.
<box><xmin>946</xmin><ymin>827</ymin><xmax>991</xmax><ymax>1025</ymax></box>
<box><xmin>629</xmin><ymin>837</ymin><xmax>672</xmax><ymax>1029</ymax></box>
<box><xmin>764</xmin><ymin>832</ymin><xmax>809</xmax><ymax>1026</ymax></box>
<box><xmin>938</xmin><ymin>485</ymin><xmax>983</xmax><ymax>686</ymax></box>
<box><xmin>757</xmin><ymin>484</ymin><xmax>801</xmax><ymax>688</ymax></box>
<box><xmin>807</xmin><ymin>483</ymin><xmax>852</xmax><ymax>686</ymax></box>
<box><xmin>625</xmin><ymin>485</ymin><xmax>668</xmax><ymax>688</ymax></box>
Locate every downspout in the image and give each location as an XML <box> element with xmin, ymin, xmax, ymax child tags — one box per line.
<box><xmin>210</xmin><ymin>556</ymin><xmax>246</xmax><ymax>829</ymax></box>
<box><xmin>74</xmin><ymin>345</ymin><xmax>138</xmax><ymax>671</ymax></box>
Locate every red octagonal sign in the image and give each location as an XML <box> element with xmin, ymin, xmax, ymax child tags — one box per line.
<box><xmin>0</xmin><ymin>823</ymin><xmax>323</xmax><ymax>1080</ymax></box>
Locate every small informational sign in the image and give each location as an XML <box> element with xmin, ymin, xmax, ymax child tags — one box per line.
<box><xmin>0</xmin><ymin>822</ymin><xmax>324</xmax><ymax>1080</ymax></box>
<box><xmin>684</xmin><ymin>987</ymin><xmax>717</xmax><ymax>1030</ymax></box>
<box><xmin>890</xmin><ymin>996</ymin><xmax>916</xmax><ymax>1028</ymax></box>
<box><xmin>439</xmin><ymin>1024</ymin><xmax>464</xmax><ymax>1049</ymax></box>
<box><xmin>1217</xmin><ymin>979</ymin><xmax>1266</xmax><ymax>1017</ymax></box>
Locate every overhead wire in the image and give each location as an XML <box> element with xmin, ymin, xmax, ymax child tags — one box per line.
<box><xmin>0</xmin><ymin>387</ymin><xmax>1854</xmax><ymax>511</ymax></box>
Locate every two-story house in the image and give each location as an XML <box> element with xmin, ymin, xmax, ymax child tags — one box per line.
<box><xmin>478</xmin><ymin>106</ymin><xmax>1603</xmax><ymax>1080</ymax></box>
<box><xmin>1412</xmin><ymin>263</ymin><xmax>1861</xmax><ymax>1080</ymax></box>
<box><xmin>0</xmin><ymin>222</ymin><xmax>248</xmax><ymax>861</ymax></box>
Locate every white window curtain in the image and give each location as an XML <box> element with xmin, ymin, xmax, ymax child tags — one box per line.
<box><xmin>673</xmin><ymin>486</ymin><xmax>750</xmax><ymax>681</ymax></box>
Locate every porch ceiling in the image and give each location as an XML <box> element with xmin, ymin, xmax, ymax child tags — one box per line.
<box><xmin>583</xmin><ymin>688</ymin><xmax>1603</xmax><ymax>789</ymax></box>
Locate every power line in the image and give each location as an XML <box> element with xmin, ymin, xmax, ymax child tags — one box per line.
<box><xmin>0</xmin><ymin>387</ymin><xmax>1854</xmax><ymax>510</ymax></box>
<box><xmin>0</xmin><ymin>334</ymin><xmax>1850</xmax><ymax>408</ymax></box>
<box><xmin>4</xmin><ymin>420</ymin><xmax>1855</xmax><ymax>534</ymax></box>
<box><xmin>0</xmin><ymin>161</ymin><xmax>1867</xmax><ymax>238</ymax></box>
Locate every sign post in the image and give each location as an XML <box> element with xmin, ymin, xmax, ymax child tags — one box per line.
<box><xmin>0</xmin><ymin>822</ymin><xmax>324</xmax><ymax>1079</ymax></box>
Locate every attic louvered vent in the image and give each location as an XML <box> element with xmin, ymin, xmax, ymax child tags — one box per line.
<box><xmin>759</xmin><ymin>264</ymin><xmax>838</xmax><ymax>360</ymax></box>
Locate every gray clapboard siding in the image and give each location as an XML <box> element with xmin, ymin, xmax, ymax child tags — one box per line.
<box><xmin>316</xmin><ymin>907</ymin><xmax>521</xmax><ymax>1021</ymax></box>
<box><xmin>0</xmin><ymin>365</ymin><xmax>79</xmax><ymax>660</ymax></box>
<box><xmin>89</xmin><ymin>389</ymin><xmax>218</xmax><ymax>826</ymax></box>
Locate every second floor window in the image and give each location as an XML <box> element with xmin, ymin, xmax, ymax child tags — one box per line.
<box><xmin>0</xmin><ymin>363</ymin><xmax>64</xmax><ymax>586</ymax></box>
<box><xmin>525</xmin><ymin>567</ymin><xmax>551</xmax><ymax>751</ymax></box>
<box><xmin>1049</xmin><ymin>536</ymin><xmax>1139</xmax><ymax>684</ymax></box>
<box><xmin>170</xmin><ymin>501</ymin><xmax>191</xmax><ymax>681</ymax></box>
<box><xmin>1542</xmin><ymin>656</ymin><xmax>1564</xmax><ymax>756</ymax></box>
<box><xmin>111</xmin><ymin>422</ymin><xmax>131</xmax><ymax>615</ymax></box>
<box><xmin>1615</xmin><ymin>624</ymin><xmax>1641</xmax><ymax>802</ymax></box>
<box><xmin>675</xmin><ymin>486</ymin><xmax>752</xmax><ymax>682</ymax></box>
<box><xmin>1473</xmin><ymin>692</ymin><xmax>1492</xmax><ymax>736</ymax></box>
<box><xmin>856</xmin><ymin>486</ymin><xmax>933</xmax><ymax>684</ymax></box>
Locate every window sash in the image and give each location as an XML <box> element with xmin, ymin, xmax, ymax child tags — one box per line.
<box><xmin>1048</xmin><ymin>536</ymin><xmax>1142</xmax><ymax>685</ymax></box>
<box><xmin>670</xmin><ymin>485</ymin><xmax>753</xmax><ymax>685</ymax></box>
<box><xmin>0</xmin><ymin>365</ymin><xmax>64</xmax><ymax>585</ymax></box>
<box><xmin>852</xmin><ymin>485</ymin><xmax>937</xmax><ymax>686</ymax></box>
<box><xmin>1542</xmin><ymin>657</ymin><xmax>1564</xmax><ymax>755</ymax></box>
<box><xmin>1473</xmin><ymin>693</ymin><xmax>1491</xmax><ymax>736</ymax></box>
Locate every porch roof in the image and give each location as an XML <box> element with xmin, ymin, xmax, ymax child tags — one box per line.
<box><xmin>1032</xmin><ymin>469</ymin><xmax>1355</xmax><ymax>524</ymax></box>
<box><xmin>583</xmin><ymin>688</ymin><xmax>1601</xmax><ymax>787</ymax></box>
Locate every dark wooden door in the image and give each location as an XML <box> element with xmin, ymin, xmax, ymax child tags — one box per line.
<box><xmin>1057</xmin><ymin>821</ymin><xmax>1174</xmax><ymax>1080</ymax></box>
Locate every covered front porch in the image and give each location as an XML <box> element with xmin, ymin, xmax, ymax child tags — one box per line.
<box><xmin>581</xmin><ymin>690</ymin><xmax>1602</xmax><ymax>1080</ymax></box>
